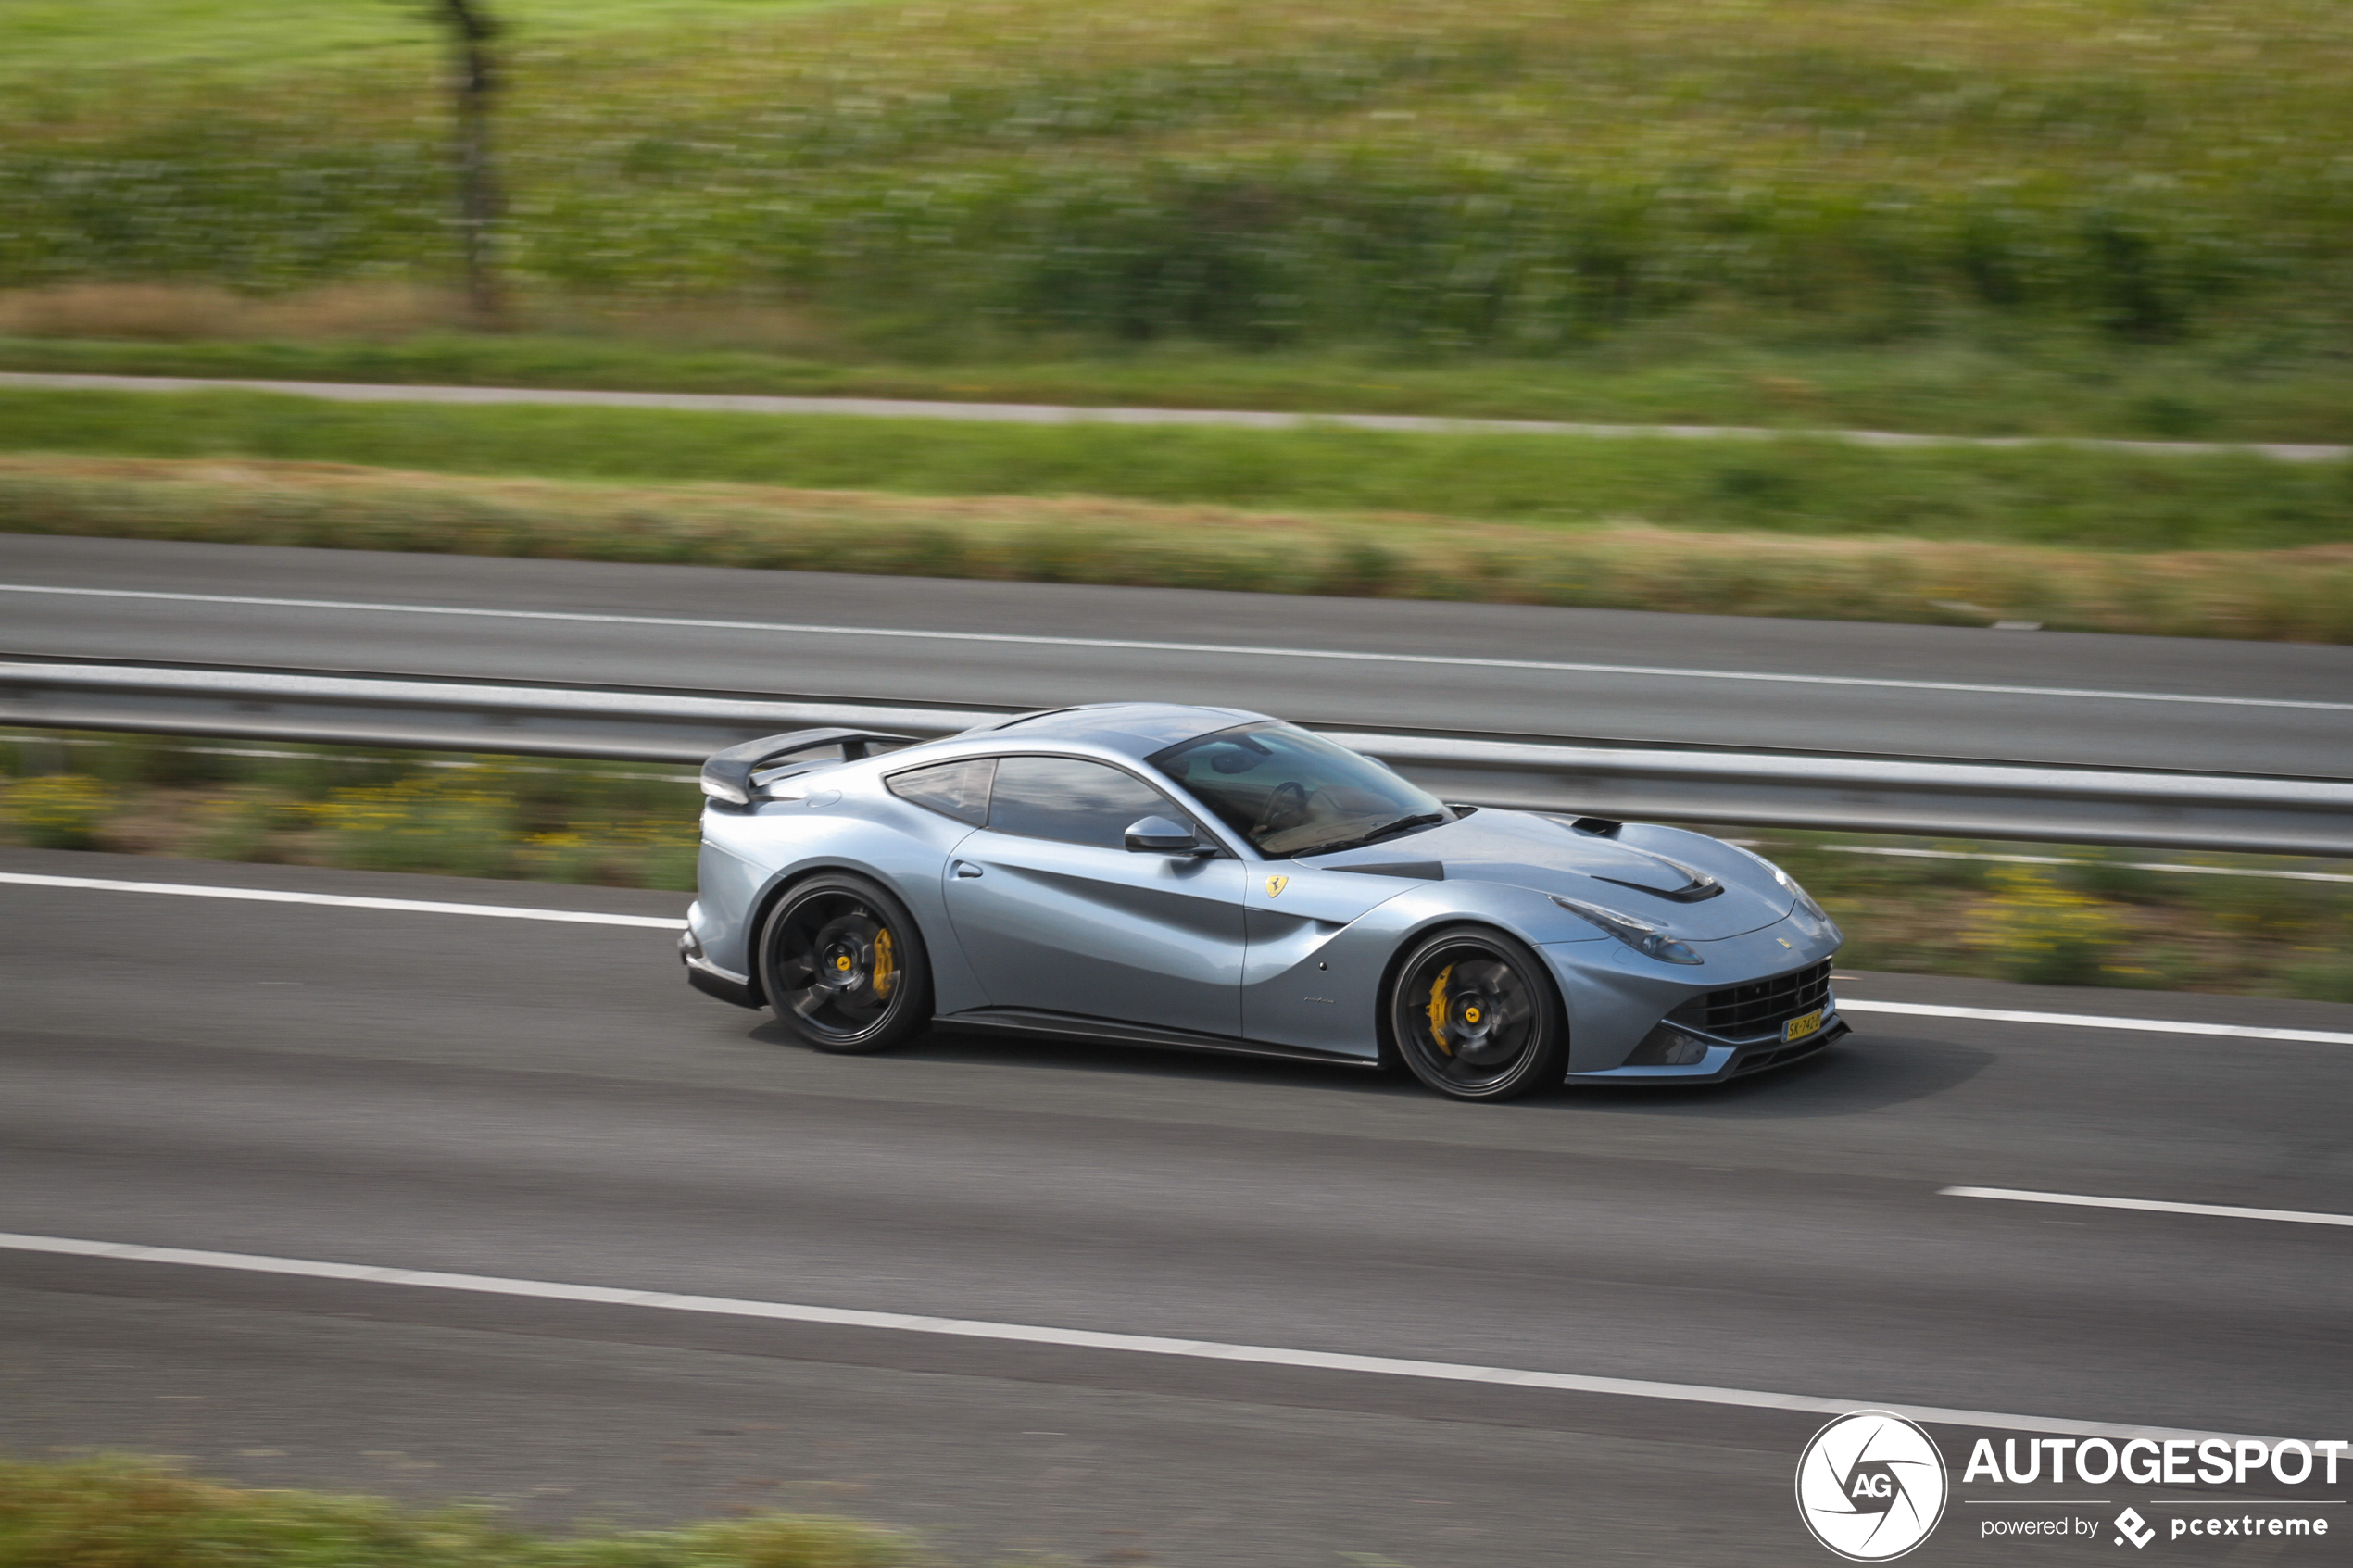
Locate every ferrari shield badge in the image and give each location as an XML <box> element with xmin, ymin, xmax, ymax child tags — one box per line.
<box><xmin>1265</xmin><ymin>874</ymin><xmax>1290</xmax><ymax>897</ymax></box>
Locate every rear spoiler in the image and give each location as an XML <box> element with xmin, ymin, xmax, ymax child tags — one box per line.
<box><xmin>700</xmin><ymin>728</ymin><xmax>914</xmax><ymax>807</ymax></box>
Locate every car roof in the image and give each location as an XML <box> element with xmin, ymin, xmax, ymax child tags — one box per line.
<box><xmin>952</xmin><ymin>701</ymin><xmax>1271</xmax><ymax>759</ymax></box>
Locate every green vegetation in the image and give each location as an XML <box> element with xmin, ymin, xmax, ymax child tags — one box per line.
<box><xmin>0</xmin><ymin>1454</ymin><xmax>912</xmax><ymax>1568</ymax></box>
<box><xmin>1773</xmin><ymin>842</ymin><xmax>2353</xmax><ymax>1003</ymax></box>
<box><xmin>0</xmin><ymin>0</ymin><xmax>874</xmax><ymax>86</ymax></box>
<box><xmin>5</xmin><ymin>1</ymin><xmax>2347</xmax><ymax>633</ymax></box>
<box><xmin>1</xmin><ymin>730</ymin><xmax>702</xmax><ymax>890</ymax></box>
<box><xmin>7</xmin><ymin>453</ymin><xmax>2353</xmax><ymax>643</ymax></box>
<box><xmin>5</xmin><ymin>1</ymin><xmax>2351</xmax><ymax>362</ymax></box>
<box><xmin>6</xmin><ymin>390</ymin><xmax>2352</xmax><ymax>558</ymax></box>
<box><xmin>8</xmin><ymin>731</ymin><xmax>2350</xmax><ymax>1002</ymax></box>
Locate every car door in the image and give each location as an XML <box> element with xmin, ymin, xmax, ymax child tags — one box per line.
<box><xmin>941</xmin><ymin>753</ymin><xmax>1246</xmax><ymax>1038</ymax></box>
<box><xmin>1241</xmin><ymin>862</ymin><xmax>1419</xmax><ymax>1058</ymax></box>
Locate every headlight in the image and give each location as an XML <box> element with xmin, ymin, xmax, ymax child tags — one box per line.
<box><xmin>1730</xmin><ymin>844</ymin><xmax>1837</xmax><ymax>928</ymax></box>
<box><xmin>1771</xmin><ymin>865</ymin><xmax>1831</xmax><ymax>922</ymax></box>
<box><xmin>1550</xmin><ymin>895</ymin><xmax>1703</xmax><ymax>965</ymax></box>
<box><xmin>1768</xmin><ymin>866</ymin><xmax>1842</xmax><ymax>938</ymax></box>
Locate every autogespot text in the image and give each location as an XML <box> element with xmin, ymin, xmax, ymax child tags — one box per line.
<box><xmin>1965</xmin><ymin>1436</ymin><xmax>2343</xmax><ymax>1550</ymax></box>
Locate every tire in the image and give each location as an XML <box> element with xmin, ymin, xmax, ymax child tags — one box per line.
<box><xmin>757</xmin><ymin>872</ymin><xmax>933</xmax><ymax>1055</ymax></box>
<box><xmin>1388</xmin><ymin>926</ymin><xmax>1567</xmax><ymax>1101</ymax></box>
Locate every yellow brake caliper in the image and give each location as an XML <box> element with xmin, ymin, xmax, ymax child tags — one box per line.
<box><xmin>1425</xmin><ymin>963</ymin><xmax>1454</xmax><ymax>1055</ymax></box>
<box><xmin>872</xmin><ymin>928</ymin><xmax>896</xmax><ymax>998</ymax></box>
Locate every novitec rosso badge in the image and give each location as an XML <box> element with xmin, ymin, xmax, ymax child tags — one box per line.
<box><xmin>1796</xmin><ymin>1411</ymin><xmax>1950</xmax><ymax>1561</ymax></box>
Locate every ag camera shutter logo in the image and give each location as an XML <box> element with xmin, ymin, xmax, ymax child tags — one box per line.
<box><xmin>1796</xmin><ymin>1411</ymin><xmax>1950</xmax><ymax>1561</ymax></box>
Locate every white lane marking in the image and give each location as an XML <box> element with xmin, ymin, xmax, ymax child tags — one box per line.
<box><xmin>1943</xmin><ymin>1187</ymin><xmax>2353</xmax><ymax>1229</ymax></box>
<box><xmin>1839</xmin><ymin>999</ymin><xmax>2353</xmax><ymax>1047</ymax></box>
<box><xmin>0</xmin><ymin>872</ymin><xmax>685</xmax><ymax>930</ymax></box>
<box><xmin>6</xmin><ymin>873</ymin><xmax>2344</xmax><ymax>1043</ymax></box>
<box><xmin>0</xmin><ymin>1230</ymin><xmax>2267</xmax><ymax>1442</ymax></box>
<box><xmin>1824</xmin><ymin>846</ymin><xmax>2353</xmax><ymax>884</ymax></box>
<box><xmin>3</xmin><ymin>582</ymin><xmax>2345</xmax><ymax>712</ymax></box>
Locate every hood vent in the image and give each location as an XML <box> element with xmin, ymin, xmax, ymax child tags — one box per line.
<box><xmin>1590</xmin><ymin>853</ymin><xmax>1725</xmax><ymax>904</ymax></box>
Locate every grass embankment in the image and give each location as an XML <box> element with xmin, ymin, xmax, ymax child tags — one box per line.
<box><xmin>8</xmin><ymin>0</ymin><xmax>2352</xmax><ymax>602</ymax></box>
<box><xmin>7</xmin><ymin>731</ymin><xmax>2351</xmax><ymax>1003</ymax></box>
<box><xmin>6</xmin><ymin>1</ymin><xmax>2351</xmax><ymax>359</ymax></box>
<box><xmin>0</xmin><ymin>1454</ymin><xmax>912</xmax><ymax>1568</ymax></box>
<box><xmin>6</xmin><ymin>453</ymin><xmax>2352</xmax><ymax>642</ymax></box>
<box><xmin>16</xmin><ymin>391</ymin><xmax>2352</xmax><ymax>557</ymax></box>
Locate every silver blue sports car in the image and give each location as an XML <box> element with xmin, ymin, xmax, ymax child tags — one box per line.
<box><xmin>681</xmin><ymin>702</ymin><xmax>1847</xmax><ymax>1101</ymax></box>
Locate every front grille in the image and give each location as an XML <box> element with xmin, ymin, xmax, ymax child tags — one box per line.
<box><xmin>1669</xmin><ymin>959</ymin><xmax>1832</xmax><ymax>1039</ymax></box>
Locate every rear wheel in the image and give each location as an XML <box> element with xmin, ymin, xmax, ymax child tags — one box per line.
<box><xmin>758</xmin><ymin>873</ymin><xmax>931</xmax><ymax>1054</ymax></box>
<box><xmin>1389</xmin><ymin>927</ymin><xmax>1567</xmax><ymax>1101</ymax></box>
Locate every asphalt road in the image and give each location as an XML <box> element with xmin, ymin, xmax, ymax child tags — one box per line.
<box><xmin>5</xmin><ymin>847</ymin><xmax>2348</xmax><ymax>1566</ymax></box>
<box><xmin>6</xmin><ymin>534</ymin><xmax>2352</xmax><ymax>778</ymax></box>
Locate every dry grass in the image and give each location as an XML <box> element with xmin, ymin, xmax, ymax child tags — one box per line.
<box><xmin>5</xmin><ymin>452</ymin><xmax>2350</xmax><ymax>641</ymax></box>
<box><xmin>0</xmin><ymin>1453</ymin><xmax>916</xmax><ymax>1568</ymax></box>
<box><xmin>0</xmin><ymin>282</ymin><xmax>467</xmax><ymax>343</ymax></box>
<box><xmin>0</xmin><ymin>282</ymin><xmax>857</xmax><ymax>355</ymax></box>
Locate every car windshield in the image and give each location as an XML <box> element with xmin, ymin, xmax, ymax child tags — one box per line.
<box><xmin>1149</xmin><ymin>721</ymin><xmax>1452</xmax><ymax>859</ymax></box>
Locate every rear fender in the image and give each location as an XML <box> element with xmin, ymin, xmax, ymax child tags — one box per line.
<box><xmin>704</xmin><ymin>788</ymin><xmax>987</xmax><ymax>1011</ymax></box>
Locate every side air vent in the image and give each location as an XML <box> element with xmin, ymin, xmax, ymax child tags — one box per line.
<box><xmin>1328</xmin><ymin>860</ymin><xmax>1445</xmax><ymax>881</ymax></box>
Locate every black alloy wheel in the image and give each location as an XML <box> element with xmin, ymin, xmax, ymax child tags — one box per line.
<box><xmin>759</xmin><ymin>872</ymin><xmax>931</xmax><ymax>1054</ymax></box>
<box><xmin>1389</xmin><ymin>927</ymin><xmax>1567</xmax><ymax>1100</ymax></box>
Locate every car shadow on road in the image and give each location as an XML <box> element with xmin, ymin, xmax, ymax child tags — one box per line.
<box><xmin>752</xmin><ymin>1019</ymin><xmax>1429</xmax><ymax>1096</ymax></box>
<box><xmin>1556</xmin><ymin>1035</ymin><xmax>1996</xmax><ymax>1121</ymax></box>
<box><xmin>749</xmin><ymin>1021</ymin><xmax>1993</xmax><ymax>1119</ymax></box>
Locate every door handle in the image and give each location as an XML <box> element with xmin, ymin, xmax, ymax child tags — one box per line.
<box><xmin>952</xmin><ymin>860</ymin><xmax>984</xmax><ymax>878</ymax></box>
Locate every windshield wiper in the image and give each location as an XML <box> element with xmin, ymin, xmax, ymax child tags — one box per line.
<box><xmin>1297</xmin><ymin>810</ymin><xmax>1448</xmax><ymax>859</ymax></box>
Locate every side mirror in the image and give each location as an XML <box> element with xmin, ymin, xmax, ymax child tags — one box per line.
<box><xmin>1125</xmin><ymin>815</ymin><xmax>1204</xmax><ymax>855</ymax></box>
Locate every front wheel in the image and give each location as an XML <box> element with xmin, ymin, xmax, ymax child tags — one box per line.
<box><xmin>758</xmin><ymin>872</ymin><xmax>932</xmax><ymax>1054</ymax></box>
<box><xmin>1389</xmin><ymin>927</ymin><xmax>1567</xmax><ymax>1101</ymax></box>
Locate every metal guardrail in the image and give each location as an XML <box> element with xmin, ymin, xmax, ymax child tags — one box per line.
<box><xmin>5</xmin><ymin>659</ymin><xmax>2349</xmax><ymax>856</ymax></box>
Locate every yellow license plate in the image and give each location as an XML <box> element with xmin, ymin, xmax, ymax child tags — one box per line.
<box><xmin>1783</xmin><ymin>1008</ymin><xmax>1825</xmax><ymax>1044</ymax></box>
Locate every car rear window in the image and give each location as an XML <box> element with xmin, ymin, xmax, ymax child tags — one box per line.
<box><xmin>885</xmin><ymin>757</ymin><xmax>995</xmax><ymax>826</ymax></box>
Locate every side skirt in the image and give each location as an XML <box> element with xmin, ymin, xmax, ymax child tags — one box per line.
<box><xmin>933</xmin><ymin>1008</ymin><xmax>1380</xmax><ymax>1070</ymax></box>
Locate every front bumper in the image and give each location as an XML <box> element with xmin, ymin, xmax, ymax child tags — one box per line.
<box><xmin>1565</xmin><ymin>1010</ymin><xmax>1850</xmax><ymax>1085</ymax></box>
<box><xmin>1547</xmin><ymin>909</ymin><xmax>1847</xmax><ymax>1084</ymax></box>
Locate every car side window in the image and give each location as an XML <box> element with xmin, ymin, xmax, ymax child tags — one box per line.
<box><xmin>886</xmin><ymin>757</ymin><xmax>995</xmax><ymax>826</ymax></box>
<box><xmin>987</xmin><ymin>755</ymin><xmax>1186</xmax><ymax>849</ymax></box>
